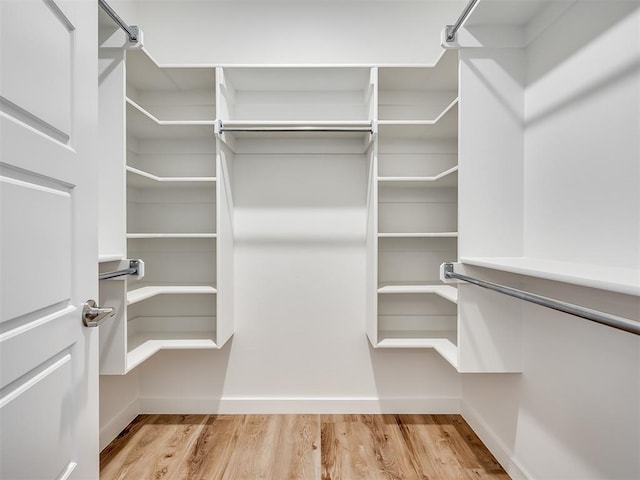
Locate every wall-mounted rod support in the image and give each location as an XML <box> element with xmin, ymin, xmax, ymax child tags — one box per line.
<box><xmin>99</xmin><ymin>259</ymin><xmax>142</xmax><ymax>280</ymax></box>
<box><xmin>443</xmin><ymin>263</ymin><xmax>640</xmax><ymax>336</ymax></box>
<box><xmin>98</xmin><ymin>0</ymin><xmax>139</xmax><ymax>43</ymax></box>
<box><xmin>445</xmin><ymin>0</ymin><xmax>480</xmax><ymax>42</ymax></box>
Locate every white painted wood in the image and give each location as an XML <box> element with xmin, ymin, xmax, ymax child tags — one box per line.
<box><xmin>0</xmin><ymin>0</ymin><xmax>98</xmax><ymax>477</ymax></box>
<box><xmin>126</xmin><ymin>233</ymin><xmax>218</xmax><ymax>239</ymax></box>
<box><xmin>215</xmin><ymin>146</ymin><xmax>235</xmax><ymax>347</ymax></box>
<box><xmin>127</xmin><ymin>286</ymin><xmax>217</xmax><ymax>306</ymax></box>
<box><xmin>376</xmin><ymin>336</ymin><xmax>458</xmax><ymax>368</ymax></box>
<box><xmin>378</xmin><ymin>98</ymin><xmax>459</xmax><ymax>124</ymax></box>
<box><xmin>139</xmin><ymin>395</ymin><xmax>461</xmax><ymax>416</ymax></box>
<box><xmin>127</xmin><ymin>166</ymin><xmax>216</xmax><ymax>187</ymax></box>
<box><xmin>378</xmin><ymin>166</ymin><xmax>458</xmax><ymax>188</ymax></box>
<box><xmin>378</xmin><ymin>232</ymin><xmax>458</xmax><ymax>238</ymax></box>
<box><xmin>126</xmin><ymin>48</ymin><xmax>215</xmax><ymax>122</ymax></box>
<box><xmin>378</xmin><ymin>285</ymin><xmax>458</xmax><ymax>304</ymax></box>
<box><xmin>461</xmin><ymin>256</ymin><xmax>640</xmax><ymax>297</ymax></box>
<box><xmin>366</xmin><ymin>148</ymin><xmax>379</xmax><ymax>346</ymax></box>
<box><xmin>98</xmin><ymin>45</ymin><xmax>126</xmax><ymax>262</ymax></box>
<box><xmin>369</xmin><ymin>58</ymin><xmax>460</xmax><ymax>360</ymax></box>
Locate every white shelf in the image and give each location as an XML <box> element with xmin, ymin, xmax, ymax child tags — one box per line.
<box><xmin>378</xmin><ymin>98</ymin><xmax>459</xmax><ymax>126</ymax></box>
<box><xmin>99</xmin><ymin>254</ymin><xmax>125</xmax><ymax>263</ymax></box>
<box><xmin>127</xmin><ymin>285</ymin><xmax>217</xmax><ymax>305</ymax></box>
<box><xmin>378</xmin><ymin>166</ymin><xmax>458</xmax><ymax>188</ymax></box>
<box><xmin>377</xmin><ymin>104</ymin><xmax>458</xmax><ymax>140</ymax></box>
<box><xmin>378</xmin><ymin>232</ymin><xmax>458</xmax><ymax>238</ymax></box>
<box><xmin>127</xmin><ymin>331</ymin><xmax>218</xmax><ymax>371</ymax></box>
<box><xmin>126</xmin><ymin>99</ymin><xmax>215</xmax><ymax>139</ymax></box>
<box><xmin>378</xmin><ymin>284</ymin><xmax>458</xmax><ymax>304</ymax></box>
<box><xmin>221</xmin><ymin>66</ymin><xmax>371</xmax><ymax>92</ymax></box>
<box><xmin>126</xmin><ymin>166</ymin><xmax>216</xmax><ymax>188</ymax></box>
<box><xmin>127</xmin><ymin>48</ymin><xmax>216</xmax><ymax>92</ymax></box>
<box><xmin>376</xmin><ymin>332</ymin><xmax>458</xmax><ymax>368</ymax></box>
<box><xmin>461</xmin><ymin>257</ymin><xmax>640</xmax><ymax>297</ymax></box>
<box><xmin>127</xmin><ymin>233</ymin><xmax>217</xmax><ymax>239</ymax></box>
<box><xmin>378</xmin><ymin>50</ymin><xmax>458</xmax><ymax>90</ymax></box>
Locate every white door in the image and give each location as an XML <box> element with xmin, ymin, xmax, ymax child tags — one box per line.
<box><xmin>0</xmin><ymin>0</ymin><xmax>99</xmax><ymax>479</ymax></box>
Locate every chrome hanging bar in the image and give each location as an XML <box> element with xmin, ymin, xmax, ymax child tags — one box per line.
<box><xmin>99</xmin><ymin>259</ymin><xmax>142</xmax><ymax>280</ymax></box>
<box><xmin>98</xmin><ymin>0</ymin><xmax>139</xmax><ymax>43</ymax></box>
<box><xmin>443</xmin><ymin>263</ymin><xmax>640</xmax><ymax>336</ymax></box>
<box><xmin>217</xmin><ymin>121</ymin><xmax>374</xmax><ymax>134</ymax></box>
<box><xmin>445</xmin><ymin>0</ymin><xmax>480</xmax><ymax>42</ymax></box>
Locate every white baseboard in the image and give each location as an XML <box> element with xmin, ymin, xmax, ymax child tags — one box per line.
<box><xmin>99</xmin><ymin>398</ymin><xmax>140</xmax><ymax>451</ymax></box>
<box><xmin>461</xmin><ymin>401</ymin><xmax>532</xmax><ymax>480</ymax></box>
<box><xmin>139</xmin><ymin>396</ymin><xmax>461</xmax><ymax>414</ymax></box>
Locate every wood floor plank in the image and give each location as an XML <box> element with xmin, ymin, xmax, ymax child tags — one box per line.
<box><xmin>101</xmin><ymin>414</ymin><xmax>510</xmax><ymax>480</ymax></box>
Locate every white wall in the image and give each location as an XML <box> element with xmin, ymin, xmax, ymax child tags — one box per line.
<box><xmin>461</xmin><ymin>2</ymin><xmax>640</xmax><ymax>479</ymax></box>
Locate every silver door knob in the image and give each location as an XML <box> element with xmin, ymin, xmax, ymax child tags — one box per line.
<box><xmin>82</xmin><ymin>300</ymin><xmax>115</xmax><ymax>327</ymax></box>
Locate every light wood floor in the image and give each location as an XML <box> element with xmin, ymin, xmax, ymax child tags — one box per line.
<box><xmin>100</xmin><ymin>414</ymin><xmax>510</xmax><ymax>480</ymax></box>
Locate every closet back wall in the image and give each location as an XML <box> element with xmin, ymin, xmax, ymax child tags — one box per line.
<box><xmin>101</xmin><ymin>0</ymin><xmax>464</xmax><ymax>434</ymax></box>
<box><xmin>112</xmin><ymin>0</ymin><xmax>463</xmax><ymax>65</ymax></box>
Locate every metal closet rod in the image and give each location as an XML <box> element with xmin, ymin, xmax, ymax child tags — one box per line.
<box><xmin>99</xmin><ymin>260</ymin><xmax>141</xmax><ymax>280</ymax></box>
<box><xmin>219</xmin><ymin>124</ymin><xmax>374</xmax><ymax>133</ymax></box>
<box><xmin>98</xmin><ymin>0</ymin><xmax>139</xmax><ymax>43</ymax></box>
<box><xmin>445</xmin><ymin>0</ymin><xmax>480</xmax><ymax>42</ymax></box>
<box><xmin>442</xmin><ymin>263</ymin><xmax>640</xmax><ymax>336</ymax></box>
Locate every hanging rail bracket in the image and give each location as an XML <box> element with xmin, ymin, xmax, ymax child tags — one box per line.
<box><xmin>99</xmin><ymin>259</ymin><xmax>144</xmax><ymax>281</ymax></box>
<box><xmin>99</xmin><ymin>0</ymin><xmax>142</xmax><ymax>45</ymax></box>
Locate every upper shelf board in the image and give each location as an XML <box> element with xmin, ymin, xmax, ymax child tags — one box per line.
<box><xmin>126</xmin><ymin>166</ymin><xmax>216</xmax><ymax>188</ymax></box>
<box><xmin>460</xmin><ymin>256</ymin><xmax>640</xmax><ymax>297</ymax></box>
<box><xmin>127</xmin><ymin>99</ymin><xmax>215</xmax><ymax>139</ymax></box>
<box><xmin>127</xmin><ymin>48</ymin><xmax>215</xmax><ymax>92</ymax></box>
<box><xmin>463</xmin><ymin>0</ymin><xmax>550</xmax><ymax>27</ymax></box>
<box><xmin>378</xmin><ymin>166</ymin><xmax>458</xmax><ymax>188</ymax></box>
<box><xmin>378</xmin><ymin>103</ymin><xmax>458</xmax><ymax>139</ymax></box>
<box><xmin>221</xmin><ymin>67</ymin><xmax>372</xmax><ymax>92</ymax></box>
<box><xmin>378</xmin><ymin>49</ymin><xmax>458</xmax><ymax>90</ymax></box>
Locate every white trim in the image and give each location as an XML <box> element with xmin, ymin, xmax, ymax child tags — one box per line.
<box><xmin>461</xmin><ymin>401</ymin><xmax>532</xmax><ymax>480</ymax></box>
<box><xmin>99</xmin><ymin>398</ymin><xmax>140</xmax><ymax>451</ymax></box>
<box><xmin>139</xmin><ymin>396</ymin><xmax>461</xmax><ymax>415</ymax></box>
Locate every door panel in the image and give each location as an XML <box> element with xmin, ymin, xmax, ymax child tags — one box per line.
<box><xmin>0</xmin><ymin>173</ymin><xmax>72</xmax><ymax>321</ymax></box>
<box><xmin>0</xmin><ymin>350</ymin><xmax>75</xmax><ymax>480</ymax></box>
<box><xmin>0</xmin><ymin>0</ymin><xmax>98</xmax><ymax>478</ymax></box>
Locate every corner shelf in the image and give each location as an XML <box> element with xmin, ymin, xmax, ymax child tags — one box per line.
<box><xmin>127</xmin><ymin>99</ymin><xmax>215</xmax><ymax>139</ymax></box>
<box><xmin>378</xmin><ymin>232</ymin><xmax>458</xmax><ymax>238</ymax></box>
<box><xmin>378</xmin><ymin>98</ymin><xmax>459</xmax><ymax>126</ymax></box>
<box><xmin>378</xmin><ymin>284</ymin><xmax>458</xmax><ymax>303</ymax></box>
<box><xmin>126</xmin><ymin>233</ymin><xmax>217</xmax><ymax>239</ymax></box>
<box><xmin>127</xmin><ymin>285</ymin><xmax>217</xmax><ymax>306</ymax></box>
<box><xmin>376</xmin><ymin>333</ymin><xmax>458</xmax><ymax>368</ymax></box>
<box><xmin>378</xmin><ymin>166</ymin><xmax>458</xmax><ymax>188</ymax></box>
<box><xmin>127</xmin><ymin>329</ymin><xmax>218</xmax><ymax>372</ymax></box>
<box><xmin>126</xmin><ymin>166</ymin><xmax>216</xmax><ymax>188</ymax></box>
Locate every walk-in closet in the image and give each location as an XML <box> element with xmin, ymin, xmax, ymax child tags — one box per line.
<box><xmin>1</xmin><ymin>0</ymin><xmax>638</xmax><ymax>479</ymax></box>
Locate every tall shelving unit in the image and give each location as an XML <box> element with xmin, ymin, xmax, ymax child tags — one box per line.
<box><xmin>367</xmin><ymin>50</ymin><xmax>460</xmax><ymax>367</ymax></box>
<box><xmin>99</xmin><ymin>48</ymin><xmax>461</xmax><ymax>372</ymax></box>
<box><xmin>99</xmin><ymin>48</ymin><xmax>234</xmax><ymax>374</ymax></box>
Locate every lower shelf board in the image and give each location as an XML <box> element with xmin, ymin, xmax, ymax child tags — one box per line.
<box><xmin>127</xmin><ymin>285</ymin><xmax>217</xmax><ymax>305</ymax></box>
<box><xmin>376</xmin><ymin>330</ymin><xmax>458</xmax><ymax>368</ymax></box>
<box><xmin>127</xmin><ymin>331</ymin><xmax>218</xmax><ymax>371</ymax></box>
<box><xmin>377</xmin><ymin>284</ymin><xmax>458</xmax><ymax>303</ymax></box>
